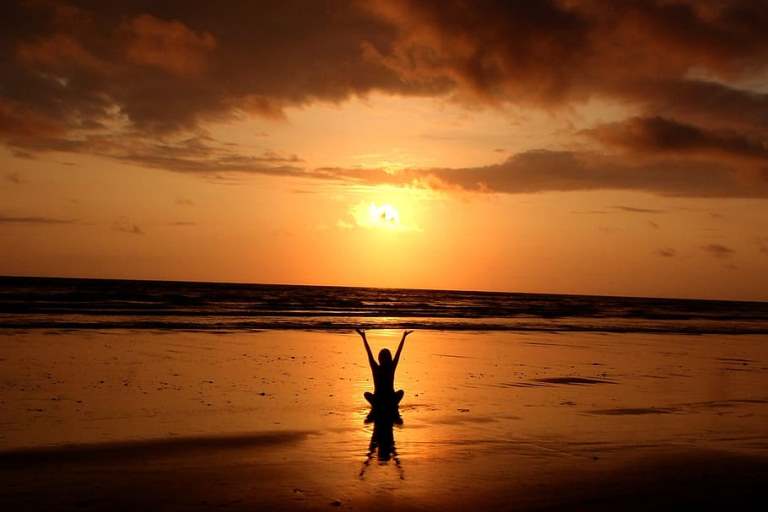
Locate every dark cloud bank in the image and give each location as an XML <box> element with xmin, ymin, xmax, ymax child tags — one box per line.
<box><xmin>2</xmin><ymin>0</ymin><xmax>768</xmax><ymax>197</ymax></box>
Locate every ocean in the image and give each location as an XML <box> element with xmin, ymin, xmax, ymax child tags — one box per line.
<box><xmin>1</xmin><ymin>276</ymin><xmax>767</xmax><ymax>334</ymax></box>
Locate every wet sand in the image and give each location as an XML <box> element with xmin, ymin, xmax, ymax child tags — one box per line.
<box><xmin>1</xmin><ymin>329</ymin><xmax>768</xmax><ymax>510</ymax></box>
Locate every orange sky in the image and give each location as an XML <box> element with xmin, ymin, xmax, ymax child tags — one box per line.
<box><xmin>1</xmin><ymin>1</ymin><xmax>767</xmax><ymax>300</ymax></box>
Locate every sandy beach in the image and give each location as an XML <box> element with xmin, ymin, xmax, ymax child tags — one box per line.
<box><xmin>2</xmin><ymin>329</ymin><xmax>767</xmax><ymax>510</ymax></box>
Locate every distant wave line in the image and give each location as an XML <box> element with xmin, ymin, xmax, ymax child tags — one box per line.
<box><xmin>2</xmin><ymin>319</ymin><xmax>768</xmax><ymax>334</ymax></box>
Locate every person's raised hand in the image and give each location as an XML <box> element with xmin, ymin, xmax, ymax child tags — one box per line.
<box><xmin>355</xmin><ymin>328</ymin><xmax>366</xmax><ymax>338</ymax></box>
<box><xmin>403</xmin><ymin>330</ymin><xmax>414</xmax><ymax>338</ymax></box>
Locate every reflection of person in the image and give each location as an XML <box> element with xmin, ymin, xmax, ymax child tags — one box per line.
<box><xmin>359</xmin><ymin>410</ymin><xmax>404</xmax><ymax>480</ymax></box>
<box><xmin>356</xmin><ymin>329</ymin><xmax>412</xmax><ymax>408</ymax></box>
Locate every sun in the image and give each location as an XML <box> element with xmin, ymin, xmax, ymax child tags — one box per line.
<box><xmin>368</xmin><ymin>203</ymin><xmax>400</xmax><ymax>229</ymax></box>
<box><xmin>345</xmin><ymin>195</ymin><xmax>421</xmax><ymax>233</ymax></box>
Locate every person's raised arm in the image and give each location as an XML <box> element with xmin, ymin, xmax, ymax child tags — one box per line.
<box><xmin>356</xmin><ymin>328</ymin><xmax>377</xmax><ymax>369</ymax></box>
<box><xmin>393</xmin><ymin>330</ymin><xmax>413</xmax><ymax>369</ymax></box>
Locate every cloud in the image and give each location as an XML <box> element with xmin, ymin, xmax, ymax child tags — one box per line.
<box><xmin>314</xmin><ymin>149</ymin><xmax>768</xmax><ymax>198</ymax></box>
<box><xmin>571</xmin><ymin>210</ymin><xmax>610</xmax><ymax>215</ymax></box>
<box><xmin>5</xmin><ymin>172</ymin><xmax>23</xmax><ymax>184</ymax></box>
<box><xmin>175</xmin><ymin>198</ymin><xmax>195</xmax><ymax>206</ymax></box>
<box><xmin>360</xmin><ymin>1</ymin><xmax>768</xmax><ymax>197</ymax></box>
<box><xmin>2</xmin><ymin>1</ymin><xmax>768</xmax><ymax>196</ymax></box>
<box><xmin>168</xmin><ymin>221</ymin><xmax>196</xmax><ymax>227</ymax></box>
<box><xmin>587</xmin><ymin>116</ymin><xmax>768</xmax><ymax>163</ymax></box>
<box><xmin>701</xmin><ymin>243</ymin><xmax>735</xmax><ymax>259</ymax></box>
<box><xmin>0</xmin><ymin>214</ymin><xmax>76</xmax><ymax>224</ymax></box>
<box><xmin>123</xmin><ymin>15</ymin><xmax>217</xmax><ymax>76</ymax></box>
<box><xmin>571</xmin><ymin>210</ymin><xmax>665</xmax><ymax>224</ymax></box>
<box><xmin>105</xmin><ymin>137</ymin><xmax>304</xmax><ymax>175</ymax></box>
<box><xmin>657</xmin><ymin>248</ymin><xmax>676</xmax><ymax>258</ymax></box>
<box><xmin>367</xmin><ymin>2</ymin><xmax>768</xmax><ymax>120</ymax></box>
<box><xmin>0</xmin><ymin>0</ymin><xmax>427</xmax><ymax>141</ymax></box>
<box><xmin>611</xmin><ymin>205</ymin><xmax>667</xmax><ymax>214</ymax></box>
<box><xmin>113</xmin><ymin>218</ymin><xmax>144</xmax><ymax>235</ymax></box>
<box><xmin>622</xmin><ymin>79</ymin><xmax>768</xmax><ymax>134</ymax></box>
<box><xmin>0</xmin><ymin>1</ymin><xmax>438</xmax><ymax>177</ymax></box>
<box><xmin>11</xmin><ymin>130</ymin><xmax>305</xmax><ymax>176</ymax></box>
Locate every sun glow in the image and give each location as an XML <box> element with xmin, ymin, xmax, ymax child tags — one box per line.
<box><xmin>368</xmin><ymin>203</ymin><xmax>400</xmax><ymax>228</ymax></box>
<box><xmin>341</xmin><ymin>188</ymin><xmax>427</xmax><ymax>233</ymax></box>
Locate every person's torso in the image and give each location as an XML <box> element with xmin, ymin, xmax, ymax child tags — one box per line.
<box><xmin>373</xmin><ymin>366</ymin><xmax>395</xmax><ymax>394</ymax></box>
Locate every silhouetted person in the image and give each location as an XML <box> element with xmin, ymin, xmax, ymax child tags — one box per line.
<box><xmin>356</xmin><ymin>329</ymin><xmax>412</xmax><ymax>409</ymax></box>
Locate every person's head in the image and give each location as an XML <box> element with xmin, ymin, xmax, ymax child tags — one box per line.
<box><xmin>378</xmin><ymin>348</ymin><xmax>392</xmax><ymax>367</ymax></box>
